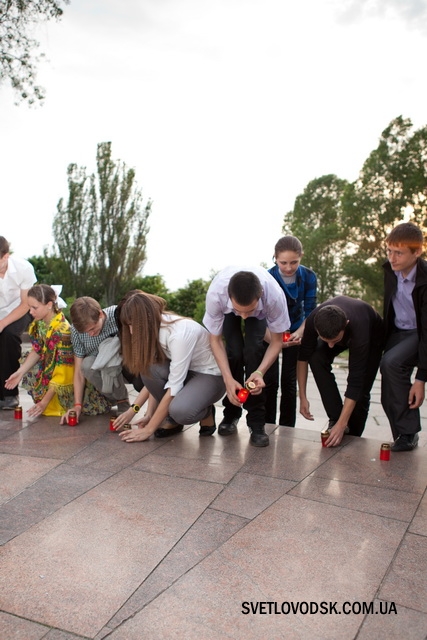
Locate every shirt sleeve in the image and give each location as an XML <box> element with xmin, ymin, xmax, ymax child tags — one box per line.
<box><xmin>71</xmin><ymin>327</ymin><xmax>86</xmax><ymax>359</ymax></box>
<box><xmin>345</xmin><ymin>338</ymin><xmax>372</xmax><ymax>401</ymax></box>
<box><xmin>203</xmin><ymin>289</ymin><xmax>226</xmax><ymax>335</ymax></box>
<box><xmin>297</xmin><ymin>312</ymin><xmax>318</xmax><ymax>361</ymax></box>
<box><xmin>164</xmin><ymin>323</ymin><xmax>200</xmax><ymax>396</ymax></box>
<box><xmin>303</xmin><ymin>270</ymin><xmax>317</xmax><ymax>318</ymax></box>
<box><xmin>265</xmin><ymin>294</ymin><xmax>291</xmax><ymax>333</ymax></box>
<box><xmin>20</xmin><ymin>262</ymin><xmax>37</xmax><ymax>290</ymax></box>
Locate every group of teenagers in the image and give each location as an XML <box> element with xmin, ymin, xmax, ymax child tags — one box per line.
<box><xmin>0</xmin><ymin>220</ymin><xmax>426</xmax><ymax>452</ymax></box>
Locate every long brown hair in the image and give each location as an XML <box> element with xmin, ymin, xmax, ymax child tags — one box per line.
<box><xmin>119</xmin><ymin>292</ymin><xmax>173</xmax><ymax>376</ymax></box>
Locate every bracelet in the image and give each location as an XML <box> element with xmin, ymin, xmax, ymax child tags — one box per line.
<box><xmin>253</xmin><ymin>370</ymin><xmax>264</xmax><ymax>378</ymax></box>
<box><xmin>74</xmin><ymin>403</ymin><xmax>82</xmax><ymax>407</ymax></box>
<box><xmin>131</xmin><ymin>404</ymin><xmax>140</xmax><ymax>413</ymax></box>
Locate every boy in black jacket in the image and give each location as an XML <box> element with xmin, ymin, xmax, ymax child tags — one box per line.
<box><xmin>381</xmin><ymin>222</ymin><xmax>427</xmax><ymax>451</ymax></box>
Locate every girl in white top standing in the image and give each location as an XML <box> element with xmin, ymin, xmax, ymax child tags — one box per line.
<box><xmin>118</xmin><ymin>291</ymin><xmax>225</xmax><ymax>442</ymax></box>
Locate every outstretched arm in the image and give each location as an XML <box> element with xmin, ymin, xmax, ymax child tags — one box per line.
<box><xmin>297</xmin><ymin>360</ymin><xmax>313</xmax><ymax>421</ymax></box>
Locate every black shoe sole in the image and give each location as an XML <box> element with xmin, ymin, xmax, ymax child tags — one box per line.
<box><xmin>199</xmin><ymin>426</ymin><xmax>216</xmax><ymax>437</ymax></box>
<box><xmin>250</xmin><ymin>435</ymin><xmax>269</xmax><ymax>447</ymax></box>
<box><xmin>391</xmin><ymin>434</ymin><xmax>419</xmax><ymax>452</ymax></box>
<box><xmin>218</xmin><ymin>418</ymin><xmax>239</xmax><ymax>436</ymax></box>
<box><xmin>154</xmin><ymin>425</ymin><xmax>184</xmax><ymax>438</ymax></box>
<box><xmin>218</xmin><ymin>427</ymin><xmax>237</xmax><ymax>436</ymax></box>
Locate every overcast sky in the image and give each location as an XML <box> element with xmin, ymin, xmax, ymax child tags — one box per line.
<box><xmin>1</xmin><ymin>0</ymin><xmax>427</xmax><ymax>292</ymax></box>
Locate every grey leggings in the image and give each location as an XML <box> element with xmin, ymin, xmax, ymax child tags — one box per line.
<box><xmin>141</xmin><ymin>361</ymin><xmax>225</xmax><ymax>424</ymax></box>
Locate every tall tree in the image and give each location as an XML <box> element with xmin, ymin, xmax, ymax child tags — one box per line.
<box><xmin>283</xmin><ymin>174</ymin><xmax>348</xmax><ymax>301</ymax></box>
<box><xmin>0</xmin><ymin>0</ymin><xmax>68</xmax><ymax>105</ymax></box>
<box><xmin>53</xmin><ymin>163</ymin><xmax>97</xmax><ymax>297</ymax></box>
<box><xmin>341</xmin><ymin>116</ymin><xmax>427</xmax><ymax>308</ymax></box>
<box><xmin>95</xmin><ymin>142</ymin><xmax>151</xmax><ymax>305</ymax></box>
<box><xmin>53</xmin><ymin>142</ymin><xmax>151</xmax><ymax>305</ymax></box>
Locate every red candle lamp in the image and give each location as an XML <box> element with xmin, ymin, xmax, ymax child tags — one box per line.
<box><xmin>380</xmin><ymin>443</ymin><xmax>391</xmax><ymax>461</ymax></box>
<box><xmin>321</xmin><ymin>430</ymin><xmax>329</xmax><ymax>447</ymax></box>
<box><xmin>68</xmin><ymin>410</ymin><xmax>77</xmax><ymax>426</ymax></box>
<box><xmin>283</xmin><ymin>331</ymin><xmax>291</xmax><ymax>342</ymax></box>
<box><xmin>14</xmin><ymin>406</ymin><xmax>23</xmax><ymax>420</ymax></box>
<box><xmin>237</xmin><ymin>388</ymin><xmax>249</xmax><ymax>403</ymax></box>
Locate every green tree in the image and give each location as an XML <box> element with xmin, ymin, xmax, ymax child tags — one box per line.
<box><xmin>0</xmin><ymin>0</ymin><xmax>68</xmax><ymax>105</ymax></box>
<box><xmin>53</xmin><ymin>163</ymin><xmax>97</xmax><ymax>298</ymax></box>
<box><xmin>341</xmin><ymin>116</ymin><xmax>427</xmax><ymax>308</ymax></box>
<box><xmin>53</xmin><ymin>142</ymin><xmax>151</xmax><ymax>305</ymax></box>
<box><xmin>283</xmin><ymin>174</ymin><xmax>348</xmax><ymax>301</ymax></box>
<box><xmin>121</xmin><ymin>274</ymin><xmax>170</xmax><ymax>299</ymax></box>
<box><xmin>28</xmin><ymin>251</ymin><xmax>61</xmax><ymax>285</ymax></box>
<box><xmin>95</xmin><ymin>142</ymin><xmax>151</xmax><ymax>305</ymax></box>
<box><xmin>167</xmin><ymin>278</ymin><xmax>210</xmax><ymax>323</ymax></box>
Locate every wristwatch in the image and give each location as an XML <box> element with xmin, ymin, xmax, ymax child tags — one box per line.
<box><xmin>131</xmin><ymin>404</ymin><xmax>140</xmax><ymax>413</ymax></box>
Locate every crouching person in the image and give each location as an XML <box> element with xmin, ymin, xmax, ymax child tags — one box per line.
<box><xmin>60</xmin><ymin>296</ymin><xmax>130</xmax><ymax>425</ymax></box>
<box><xmin>117</xmin><ymin>291</ymin><xmax>225</xmax><ymax>442</ymax></box>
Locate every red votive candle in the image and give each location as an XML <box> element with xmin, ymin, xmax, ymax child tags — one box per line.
<box><xmin>380</xmin><ymin>443</ymin><xmax>391</xmax><ymax>461</ymax></box>
<box><xmin>14</xmin><ymin>406</ymin><xmax>23</xmax><ymax>420</ymax></box>
<box><xmin>321</xmin><ymin>430</ymin><xmax>329</xmax><ymax>447</ymax></box>
<box><xmin>110</xmin><ymin>417</ymin><xmax>116</xmax><ymax>431</ymax></box>
<box><xmin>237</xmin><ymin>388</ymin><xmax>249</xmax><ymax>403</ymax></box>
<box><xmin>283</xmin><ymin>331</ymin><xmax>291</xmax><ymax>342</ymax></box>
<box><xmin>68</xmin><ymin>410</ymin><xmax>77</xmax><ymax>426</ymax></box>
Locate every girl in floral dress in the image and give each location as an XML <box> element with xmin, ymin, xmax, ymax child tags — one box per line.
<box><xmin>5</xmin><ymin>284</ymin><xmax>74</xmax><ymax>417</ymax></box>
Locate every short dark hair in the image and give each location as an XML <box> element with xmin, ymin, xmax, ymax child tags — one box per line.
<box><xmin>386</xmin><ymin>222</ymin><xmax>424</xmax><ymax>253</ymax></box>
<box><xmin>0</xmin><ymin>236</ymin><xmax>10</xmax><ymax>258</ymax></box>
<box><xmin>228</xmin><ymin>271</ymin><xmax>263</xmax><ymax>306</ymax></box>
<box><xmin>314</xmin><ymin>305</ymin><xmax>348</xmax><ymax>339</ymax></box>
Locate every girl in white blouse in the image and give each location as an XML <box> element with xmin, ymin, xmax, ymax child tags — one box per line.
<box><xmin>118</xmin><ymin>291</ymin><xmax>225</xmax><ymax>442</ymax></box>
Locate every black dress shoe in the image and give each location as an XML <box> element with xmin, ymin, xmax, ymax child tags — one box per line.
<box><xmin>199</xmin><ymin>405</ymin><xmax>216</xmax><ymax>436</ymax></box>
<box><xmin>154</xmin><ymin>424</ymin><xmax>184</xmax><ymax>438</ymax></box>
<box><xmin>391</xmin><ymin>433</ymin><xmax>419</xmax><ymax>452</ymax></box>
<box><xmin>218</xmin><ymin>417</ymin><xmax>239</xmax><ymax>436</ymax></box>
<box><xmin>0</xmin><ymin>396</ymin><xmax>19</xmax><ymax>410</ymax></box>
<box><xmin>249</xmin><ymin>426</ymin><xmax>269</xmax><ymax>447</ymax></box>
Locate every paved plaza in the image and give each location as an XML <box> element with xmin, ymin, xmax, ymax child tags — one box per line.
<box><xmin>0</xmin><ymin>357</ymin><xmax>427</xmax><ymax>639</ymax></box>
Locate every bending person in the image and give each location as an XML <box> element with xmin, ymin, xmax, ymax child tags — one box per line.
<box><xmin>265</xmin><ymin>235</ymin><xmax>317</xmax><ymax>426</ymax></box>
<box><xmin>118</xmin><ymin>291</ymin><xmax>225</xmax><ymax>442</ymax></box>
<box><xmin>297</xmin><ymin>296</ymin><xmax>383</xmax><ymax>446</ymax></box>
<box><xmin>0</xmin><ymin>236</ymin><xmax>36</xmax><ymax>410</ymax></box>
<box><xmin>5</xmin><ymin>284</ymin><xmax>74</xmax><ymax>417</ymax></box>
